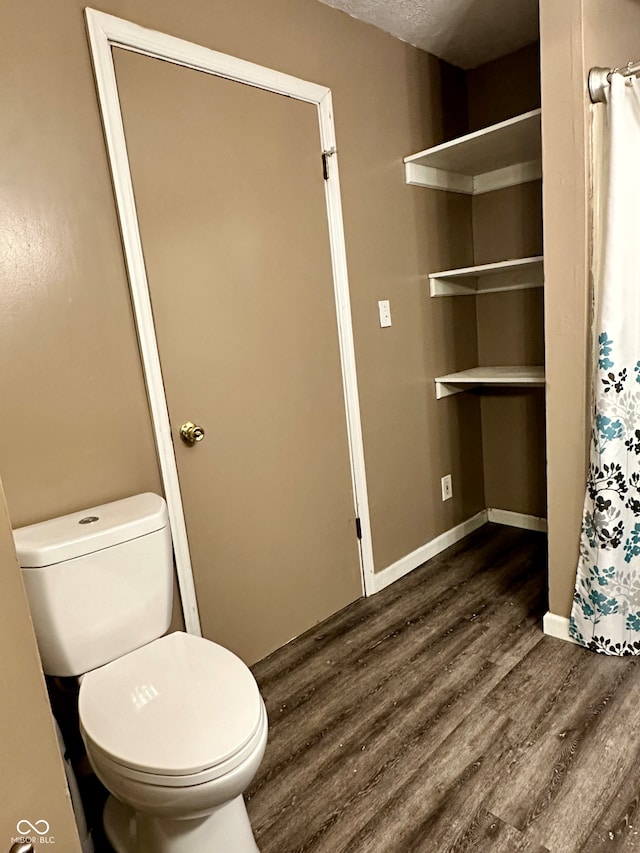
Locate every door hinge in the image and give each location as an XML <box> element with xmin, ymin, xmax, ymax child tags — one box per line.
<box><xmin>355</xmin><ymin>516</ymin><xmax>362</xmax><ymax>540</ymax></box>
<box><xmin>322</xmin><ymin>148</ymin><xmax>336</xmax><ymax>180</ymax></box>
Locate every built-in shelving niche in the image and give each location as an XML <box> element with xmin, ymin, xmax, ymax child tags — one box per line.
<box><xmin>405</xmin><ymin>109</ymin><xmax>545</xmax><ymax>398</ymax></box>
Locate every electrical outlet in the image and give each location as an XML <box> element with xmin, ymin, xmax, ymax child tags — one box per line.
<box><xmin>441</xmin><ymin>474</ymin><xmax>453</xmax><ymax>501</ymax></box>
<box><xmin>378</xmin><ymin>300</ymin><xmax>392</xmax><ymax>328</ymax></box>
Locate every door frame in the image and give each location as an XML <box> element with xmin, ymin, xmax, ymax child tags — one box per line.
<box><xmin>85</xmin><ymin>8</ymin><xmax>376</xmax><ymax>635</ymax></box>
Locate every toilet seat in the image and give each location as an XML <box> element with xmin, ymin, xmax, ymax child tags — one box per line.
<box><xmin>79</xmin><ymin>632</ymin><xmax>264</xmax><ymax>784</ymax></box>
<box><xmin>83</xmin><ymin>699</ymin><xmax>267</xmax><ymax>788</ymax></box>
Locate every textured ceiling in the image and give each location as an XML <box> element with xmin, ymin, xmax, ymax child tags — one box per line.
<box><xmin>317</xmin><ymin>0</ymin><xmax>539</xmax><ymax>69</ymax></box>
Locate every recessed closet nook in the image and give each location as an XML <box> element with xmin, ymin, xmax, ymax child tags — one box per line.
<box><xmin>411</xmin><ymin>44</ymin><xmax>546</xmax><ymax>527</ymax></box>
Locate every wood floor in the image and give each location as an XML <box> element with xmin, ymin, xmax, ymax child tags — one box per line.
<box><xmin>246</xmin><ymin>523</ymin><xmax>640</xmax><ymax>853</ymax></box>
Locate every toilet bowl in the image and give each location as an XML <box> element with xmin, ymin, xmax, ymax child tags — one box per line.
<box><xmin>79</xmin><ymin>632</ymin><xmax>268</xmax><ymax>853</ymax></box>
<box><xmin>13</xmin><ymin>494</ymin><xmax>268</xmax><ymax>853</ymax></box>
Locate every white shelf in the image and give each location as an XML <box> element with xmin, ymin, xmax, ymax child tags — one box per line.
<box><xmin>404</xmin><ymin>109</ymin><xmax>542</xmax><ymax>195</ymax></box>
<box><xmin>434</xmin><ymin>366</ymin><xmax>545</xmax><ymax>399</ymax></box>
<box><xmin>429</xmin><ymin>256</ymin><xmax>544</xmax><ymax>297</ymax></box>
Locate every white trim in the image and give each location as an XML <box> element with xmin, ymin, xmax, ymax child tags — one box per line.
<box><xmin>371</xmin><ymin>511</ymin><xmax>488</xmax><ymax>594</ymax></box>
<box><xmin>85</xmin><ymin>9</ymin><xmax>375</xmax><ymax>625</ymax></box>
<box><xmin>86</xmin><ymin>10</ymin><xmax>329</xmax><ymax>103</ymax></box>
<box><xmin>316</xmin><ymin>96</ymin><xmax>375</xmax><ymax>594</ymax></box>
<box><xmin>486</xmin><ymin>508</ymin><xmax>548</xmax><ymax>532</ymax></box>
<box><xmin>543</xmin><ymin>611</ymin><xmax>580</xmax><ymax>645</ymax></box>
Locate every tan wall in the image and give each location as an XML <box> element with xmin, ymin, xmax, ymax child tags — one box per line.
<box><xmin>540</xmin><ymin>0</ymin><xmax>588</xmax><ymax>617</ymax></box>
<box><xmin>583</xmin><ymin>1</ymin><xmax>640</xmax><ymax>91</ymax></box>
<box><xmin>1</xmin><ymin>0</ymin><xmax>484</xmax><ymax>613</ymax></box>
<box><xmin>468</xmin><ymin>43</ymin><xmax>542</xmax><ymax>131</ymax></box>
<box><xmin>466</xmin><ymin>46</ymin><xmax>546</xmax><ymax>517</ymax></box>
<box><xmin>0</xmin><ymin>479</ymin><xmax>80</xmax><ymax>850</ymax></box>
<box><xmin>0</xmin><ymin>5</ymin><xmax>163</xmax><ymax>528</ymax></box>
<box><xmin>540</xmin><ymin>0</ymin><xmax>640</xmax><ymax>617</ymax></box>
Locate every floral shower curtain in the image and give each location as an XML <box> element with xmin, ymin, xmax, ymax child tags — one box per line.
<box><xmin>570</xmin><ymin>73</ymin><xmax>640</xmax><ymax>654</ymax></box>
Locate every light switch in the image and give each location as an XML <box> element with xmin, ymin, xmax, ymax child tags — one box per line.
<box><xmin>378</xmin><ymin>300</ymin><xmax>392</xmax><ymax>328</ymax></box>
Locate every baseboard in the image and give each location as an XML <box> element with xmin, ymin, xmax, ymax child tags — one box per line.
<box><xmin>487</xmin><ymin>508</ymin><xmax>547</xmax><ymax>532</ymax></box>
<box><xmin>370</xmin><ymin>507</ymin><xmax>548</xmax><ymax>596</ymax></box>
<box><xmin>371</xmin><ymin>510</ymin><xmax>488</xmax><ymax>594</ymax></box>
<box><xmin>543</xmin><ymin>611</ymin><xmax>580</xmax><ymax>645</ymax></box>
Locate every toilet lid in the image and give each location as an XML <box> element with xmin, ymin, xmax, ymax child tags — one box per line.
<box><xmin>78</xmin><ymin>632</ymin><xmax>263</xmax><ymax>777</ymax></box>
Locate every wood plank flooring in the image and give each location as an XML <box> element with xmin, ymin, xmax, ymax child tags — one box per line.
<box><xmin>246</xmin><ymin>524</ymin><xmax>640</xmax><ymax>853</ymax></box>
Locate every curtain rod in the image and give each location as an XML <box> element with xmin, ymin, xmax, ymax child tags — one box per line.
<box><xmin>589</xmin><ymin>61</ymin><xmax>640</xmax><ymax>103</ymax></box>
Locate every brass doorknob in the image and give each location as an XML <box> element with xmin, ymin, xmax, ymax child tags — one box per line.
<box><xmin>180</xmin><ymin>422</ymin><xmax>205</xmax><ymax>445</ymax></box>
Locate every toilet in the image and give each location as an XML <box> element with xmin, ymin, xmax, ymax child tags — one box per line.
<box><xmin>13</xmin><ymin>493</ymin><xmax>268</xmax><ymax>853</ymax></box>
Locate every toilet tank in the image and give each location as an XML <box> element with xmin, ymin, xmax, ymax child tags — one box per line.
<box><xmin>13</xmin><ymin>493</ymin><xmax>174</xmax><ymax>677</ymax></box>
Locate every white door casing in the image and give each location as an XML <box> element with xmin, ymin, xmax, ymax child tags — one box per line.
<box><xmin>84</xmin><ymin>8</ymin><xmax>375</xmax><ymax>634</ymax></box>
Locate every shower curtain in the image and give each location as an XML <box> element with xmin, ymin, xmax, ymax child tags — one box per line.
<box><xmin>570</xmin><ymin>73</ymin><xmax>640</xmax><ymax>655</ymax></box>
